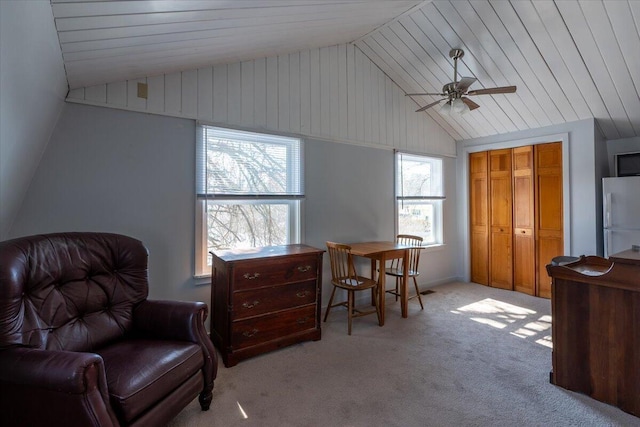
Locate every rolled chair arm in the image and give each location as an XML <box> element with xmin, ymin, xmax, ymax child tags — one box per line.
<box><xmin>133</xmin><ymin>300</ymin><xmax>218</xmax><ymax>409</ymax></box>
<box><xmin>133</xmin><ymin>300</ymin><xmax>208</xmax><ymax>342</ymax></box>
<box><xmin>0</xmin><ymin>348</ymin><xmax>117</xmax><ymax>427</ymax></box>
<box><xmin>0</xmin><ymin>347</ymin><xmax>103</xmax><ymax>393</ymax></box>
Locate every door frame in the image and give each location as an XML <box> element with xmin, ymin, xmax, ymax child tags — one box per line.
<box><xmin>457</xmin><ymin>133</ymin><xmax>571</xmax><ymax>283</ymax></box>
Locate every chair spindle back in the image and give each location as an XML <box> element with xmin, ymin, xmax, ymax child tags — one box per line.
<box><xmin>326</xmin><ymin>241</ymin><xmax>357</xmax><ymax>284</ymax></box>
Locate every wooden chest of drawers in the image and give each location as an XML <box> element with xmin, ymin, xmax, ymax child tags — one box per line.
<box><xmin>210</xmin><ymin>244</ymin><xmax>324</xmax><ymax>367</ymax></box>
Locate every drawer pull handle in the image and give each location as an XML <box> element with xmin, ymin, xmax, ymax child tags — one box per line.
<box><xmin>297</xmin><ymin>265</ymin><xmax>312</xmax><ymax>273</ymax></box>
<box><xmin>242</xmin><ymin>300</ymin><xmax>260</xmax><ymax>309</ymax></box>
<box><xmin>296</xmin><ymin>317</ymin><xmax>309</xmax><ymax>325</ymax></box>
<box><xmin>296</xmin><ymin>291</ymin><xmax>310</xmax><ymax>298</ymax></box>
<box><xmin>243</xmin><ymin>329</ymin><xmax>259</xmax><ymax>338</ymax></box>
<box><xmin>243</xmin><ymin>272</ymin><xmax>260</xmax><ymax>280</ymax></box>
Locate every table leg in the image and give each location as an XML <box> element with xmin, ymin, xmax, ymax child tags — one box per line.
<box><xmin>370</xmin><ymin>259</ymin><xmax>376</xmax><ymax>306</ymax></box>
<box><xmin>378</xmin><ymin>254</ymin><xmax>386</xmax><ymax>326</ymax></box>
<box><xmin>401</xmin><ymin>249</ymin><xmax>409</xmax><ymax>318</ymax></box>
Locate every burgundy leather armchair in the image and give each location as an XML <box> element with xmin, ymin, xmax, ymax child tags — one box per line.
<box><xmin>0</xmin><ymin>232</ymin><xmax>217</xmax><ymax>426</ymax></box>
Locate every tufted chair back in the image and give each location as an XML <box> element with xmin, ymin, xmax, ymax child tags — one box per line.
<box><xmin>0</xmin><ymin>232</ymin><xmax>148</xmax><ymax>352</ymax></box>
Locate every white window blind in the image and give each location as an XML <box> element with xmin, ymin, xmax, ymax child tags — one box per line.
<box><xmin>196</xmin><ymin>126</ymin><xmax>303</xmax><ymax>199</ymax></box>
<box><xmin>396</xmin><ymin>152</ymin><xmax>444</xmax><ymax>201</ymax></box>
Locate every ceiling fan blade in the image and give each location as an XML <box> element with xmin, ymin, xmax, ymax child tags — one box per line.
<box><xmin>406</xmin><ymin>92</ymin><xmax>445</xmax><ymax>97</ymax></box>
<box><xmin>455</xmin><ymin>77</ymin><xmax>477</xmax><ymax>93</ymax></box>
<box><xmin>467</xmin><ymin>85</ymin><xmax>517</xmax><ymax>96</ymax></box>
<box><xmin>416</xmin><ymin>98</ymin><xmax>446</xmax><ymax>112</ymax></box>
<box><xmin>461</xmin><ymin>97</ymin><xmax>480</xmax><ymax>111</ymax></box>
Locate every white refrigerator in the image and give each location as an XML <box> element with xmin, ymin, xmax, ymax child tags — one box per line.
<box><xmin>603</xmin><ymin>176</ymin><xmax>640</xmax><ymax>257</ymax></box>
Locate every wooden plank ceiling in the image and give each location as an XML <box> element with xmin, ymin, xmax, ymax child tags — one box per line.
<box><xmin>52</xmin><ymin>0</ymin><xmax>640</xmax><ymax>142</ymax></box>
<box><xmin>53</xmin><ymin>0</ymin><xmax>423</xmax><ymax>87</ymax></box>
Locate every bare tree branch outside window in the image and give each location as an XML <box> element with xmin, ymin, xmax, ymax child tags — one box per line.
<box><xmin>197</xmin><ymin>127</ymin><xmax>302</xmax><ymax>266</ymax></box>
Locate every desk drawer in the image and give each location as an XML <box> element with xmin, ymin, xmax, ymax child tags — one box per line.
<box><xmin>233</xmin><ymin>280</ymin><xmax>316</xmax><ymax>320</ymax></box>
<box><xmin>233</xmin><ymin>255</ymin><xmax>318</xmax><ymax>291</ymax></box>
<box><xmin>232</xmin><ymin>305</ymin><xmax>316</xmax><ymax>349</ymax></box>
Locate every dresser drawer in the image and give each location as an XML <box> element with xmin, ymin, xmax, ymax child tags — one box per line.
<box><xmin>233</xmin><ymin>255</ymin><xmax>318</xmax><ymax>291</ymax></box>
<box><xmin>232</xmin><ymin>305</ymin><xmax>316</xmax><ymax>349</ymax></box>
<box><xmin>233</xmin><ymin>280</ymin><xmax>316</xmax><ymax>320</ymax></box>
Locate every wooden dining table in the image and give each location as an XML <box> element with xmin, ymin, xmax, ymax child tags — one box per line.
<box><xmin>346</xmin><ymin>241</ymin><xmax>413</xmax><ymax>326</ymax></box>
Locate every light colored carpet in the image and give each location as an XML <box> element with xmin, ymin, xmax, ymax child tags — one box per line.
<box><xmin>169</xmin><ymin>281</ymin><xmax>639</xmax><ymax>427</ymax></box>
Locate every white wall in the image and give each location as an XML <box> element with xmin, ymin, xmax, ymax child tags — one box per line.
<box><xmin>456</xmin><ymin>118</ymin><xmax>602</xmax><ymax>281</ymax></box>
<box><xmin>0</xmin><ymin>0</ymin><xmax>67</xmax><ymax>239</ymax></box>
<box><xmin>9</xmin><ymin>104</ymin><xmax>199</xmax><ymax>301</ymax></box>
<box><xmin>594</xmin><ymin>126</ymin><xmax>608</xmax><ymax>254</ymax></box>
<box><xmin>65</xmin><ymin>43</ymin><xmax>455</xmax><ymax>158</ymax></box>
<box><xmin>10</xmin><ymin>103</ymin><xmax>460</xmax><ymax>305</ymax></box>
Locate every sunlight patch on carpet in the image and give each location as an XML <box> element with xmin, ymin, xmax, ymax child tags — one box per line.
<box><xmin>535</xmin><ymin>335</ymin><xmax>553</xmax><ymax>348</ymax></box>
<box><xmin>452</xmin><ymin>298</ymin><xmax>553</xmax><ymax>348</ymax></box>
<box><xmin>237</xmin><ymin>401</ymin><xmax>249</xmax><ymax>419</ymax></box>
<box><xmin>468</xmin><ymin>317</ymin><xmax>508</xmax><ymax>329</ymax></box>
<box><xmin>453</xmin><ymin>298</ymin><xmax>535</xmax><ymax>317</ymax></box>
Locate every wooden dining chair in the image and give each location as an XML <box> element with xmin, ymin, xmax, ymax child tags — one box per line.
<box><xmin>384</xmin><ymin>234</ymin><xmax>424</xmax><ymax>309</ymax></box>
<box><xmin>324</xmin><ymin>241</ymin><xmax>381</xmax><ymax>335</ymax></box>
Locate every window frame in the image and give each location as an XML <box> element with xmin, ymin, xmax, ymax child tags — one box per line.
<box><xmin>195</xmin><ymin>125</ymin><xmax>304</xmax><ymax>277</ymax></box>
<box><xmin>394</xmin><ymin>151</ymin><xmax>445</xmax><ymax>247</ymax></box>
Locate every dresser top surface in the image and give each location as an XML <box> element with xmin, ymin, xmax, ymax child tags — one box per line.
<box><xmin>211</xmin><ymin>244</ymin><xmax>324</xmax><ymax>262</ymax></box>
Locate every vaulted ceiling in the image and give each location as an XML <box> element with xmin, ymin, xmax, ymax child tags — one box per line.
<box><xmin>51</xmin><ymin>0</ymin><xmax>640</xmax><ymax>142</ymax></box>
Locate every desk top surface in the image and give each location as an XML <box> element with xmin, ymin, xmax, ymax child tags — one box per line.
<box><xmin>609</xmin><ymin>249</ymin><xmax>640</xmax><ymax>265</ymax></box>
<box><xmin>547</xmin><ymin>255</ymin><xmax>640</xmax><ymax>292</ymax></box>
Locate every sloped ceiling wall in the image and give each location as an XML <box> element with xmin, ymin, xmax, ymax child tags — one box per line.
<box><xmin>48</xmin><ymin>0</ymin><xmax>640</xmax><ymax>143</ymax></box>
<box><xmin>52</xmin><ymin>0</ymin><xmax>423</xmax><ymax>89</ymax></box>
<box><xmin>0</xmin><ymin>1</ymin><xmax>68</xmax><ymax>239</ymax></box>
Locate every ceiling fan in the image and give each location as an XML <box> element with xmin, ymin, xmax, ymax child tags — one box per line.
<box><xmin>406</xmin><ymin>48</ymin><xmax>516</xmax><ymax>114</ymax></box>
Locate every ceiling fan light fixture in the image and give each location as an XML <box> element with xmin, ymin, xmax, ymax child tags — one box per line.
<box><xmin>440</xmin><ymin>101</ymin><xmax>452</xmax><ymax>115</ymax></box>
<box><xmin>451</xmin><ymin>98</ymin><xmax>469</xmax><ymax>115</ymax></box>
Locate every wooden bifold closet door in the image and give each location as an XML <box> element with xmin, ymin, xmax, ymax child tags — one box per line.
<box><xmin>469</xmin><ymin>152</ymin><xmax>489</xmax><ymax>285</ymax></box>
<box><xmin>535</xmin><ymin>142</ymin><xmax>563</xmax><ymax>298</ymax></box>
<box><xmin>512</xmin><ymin>146</ymin><xmax>535</xmax><ymax>295</ymax></box>
<box><xmin>469</xmin><ymin>142</ymin><xmax>563</xmax><ymax>298</ymax></box>
<box><xmin>489</xmin><ymin>149</ymin><xmax>513</xmax><ymax>290</ymax></box>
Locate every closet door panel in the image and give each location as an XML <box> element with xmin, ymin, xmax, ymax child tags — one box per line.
<box><xmin>538</xmin><ymin>175</ymin><xmax>563</xmax><ymax>230</ymax></box>
<box><xmin>490</xmin><ymin>232</ymin><xmax>513</xmax><ymax>289</ymax></box>
<box><xmin>535</xmin><ymin>142</ymin><xmax>563</xmax><ymax>298</ymax></box>
<box><xmin>470</xmin><ymin>152</ymin><xmax>489</xmax><ymax>285</ymax></box>
<box><xmin>513</xmin><ymin>146</ymin><xmax>535</xmax><ymax>295</ymax></box>
<box><xmin>471</xmin><ymin>232</ymin><xmax>489</xmax><ymax>284</ymax></box>
<box><xmin>489</xmin><ymin>149</ymin><xmax>513</xmax><ymax>290</ymax></box>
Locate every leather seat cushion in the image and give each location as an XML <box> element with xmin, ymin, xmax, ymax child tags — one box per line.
<box><xmin>97</xmin><ymin>339</ymin><xmax>203</xmax><ymax>423</ymax></box>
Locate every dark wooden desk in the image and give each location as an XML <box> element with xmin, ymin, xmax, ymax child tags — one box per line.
<box><xmin>546</xmin><ymin>256</ymin><xmax>640</xmax><ymax>417</ymax></box>
<box><xmin>347</xmin><ymin>241</ymin><xmax>412</xmax><ymax>325</ymax></box>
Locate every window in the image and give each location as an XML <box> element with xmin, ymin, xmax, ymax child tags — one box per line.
<box><xmin>395</xmin><ymin>152</ymin><xmax>444</xmax><ymax>246</ymax></box>
<box><xmin>196</xmin><ymin>125</ymin><xmax>303</xmax><ymax>276</ymax></box>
